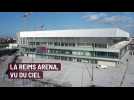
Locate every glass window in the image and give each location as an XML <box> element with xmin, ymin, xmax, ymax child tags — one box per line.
<box><xmin>73</xmin><ymin>43</ymin><xmax>75</xmax><ymax>47</ymax></box>
<box><xmin>65</xmin><ymin>43</ymin><xmax>68</xmax><ymax>46</ymax></box>
<box><xmin>36</xmin><ymin>42</ymin><xmax>40</xmax><ymax>45</ymax></box>
<box><xmin>61</xmin><ymin>42</ymin><xmax>64</xmax><ymax>46</ymax></box>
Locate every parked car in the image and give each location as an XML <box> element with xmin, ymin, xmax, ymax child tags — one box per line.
<box><xmin>96</xmin><ymin>65</ymin><xmax>108</xmax><ymax>69</ymax></box>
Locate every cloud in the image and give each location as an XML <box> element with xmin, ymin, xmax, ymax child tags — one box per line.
<box><xmin>82</xmin><ymin>12</ymin><xmax>134</xmax><ymax>35</ymax></box>
<box><xmin>82</xmin><ymin>12</ymin><xmax>106</xmax><ymax>21</ymax></box>
<box><xmin>83</xmin><ymin>13</ymin><xmax>130</xmax><ymax>25</ymax></box>
<box><xmin>90</xmin><ymin>15</ymin><xmax>99</xmax><ymax>20</ymax></box>
<box><xmin>98</xmin><ymin>16</ymin><xmax>130</xmax><ymax>25</ymax></box>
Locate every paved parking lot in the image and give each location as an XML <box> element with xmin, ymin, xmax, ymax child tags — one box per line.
<box><xmin>0</xmin><ymin>55</ymin><xmax>17</xmax><ymax>87</ymax></box>
<box><xmin>0</xmin><ymin>50</ymin><xmax>134</xmax><ymax>87</ymax></box>
<box><xmin>17</xmin><ymin>51</ymin><xmax>133</xmax><ymax>87</ymax></box>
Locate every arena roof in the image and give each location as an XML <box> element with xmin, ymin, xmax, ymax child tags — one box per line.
<box><xmin>18</xmin><ymin>28</ymin><xmax>130</xmax><ymax>38</ymax></box>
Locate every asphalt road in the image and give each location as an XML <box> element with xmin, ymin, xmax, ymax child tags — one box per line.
<box><xmin>0</xmin><ymin>55</ymin><xmax>16</xmax><ymax>87</ymax></box>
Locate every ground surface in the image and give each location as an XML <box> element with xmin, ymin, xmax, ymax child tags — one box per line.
<box><xmin>0</xmin><ymin>51</ymin><xmax>134</xmax><ymax>87</ymax></box>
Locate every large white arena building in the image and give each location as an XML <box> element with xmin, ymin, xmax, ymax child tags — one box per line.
<box><xmin>17</xmin><ymin>28</ymin><xmax>130</xmax><ymax>67</ymax></box>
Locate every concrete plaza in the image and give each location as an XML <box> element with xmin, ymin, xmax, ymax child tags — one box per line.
<box><xmin>15</xmin><ymin>50</ymin><xmax>134</xmax><ymax>87</ymax></box>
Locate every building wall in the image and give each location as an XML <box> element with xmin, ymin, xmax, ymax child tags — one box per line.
<box><xmin>17</xmin><ymin>36</ymin><xmax>129</xmax><ymax>66</ymax></box>
<box><xmin>18</xmin><ymin>37</ymin><xmax>129</xmax><ymax>48</ymax></box>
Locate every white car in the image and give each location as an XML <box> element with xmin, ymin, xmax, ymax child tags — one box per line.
<box><xmin>96</xmin><ymin>65</ymin><xmax>108</xmax><ymax>69</ymax></box>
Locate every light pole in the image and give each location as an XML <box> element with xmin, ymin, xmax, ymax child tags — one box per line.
<box><xmin>32</xmin><ymin>37</ymin><xmax>34</xmax><ymax>62</ymax></box>
<box><xmin>21</xmin><ymin>12</ymin><xmax>32</xmax><ymax>86</ymax></box>
<box><xmin>120</xmin><ymin>59</ymin><xmax>129</xmax><ymax>87</ymax></box>
<box><xmin>91</xmin><ymin>42</ymin><xmax>95</xmax><ymax>83</ymax></box>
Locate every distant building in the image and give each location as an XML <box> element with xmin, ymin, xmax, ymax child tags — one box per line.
<box><xmin>128</xmin><ymin>37</ymin><xmax>134</xmax><ymax>55</ymax></box>
<box><xmin>17</xmin><ymin>28</ymin><xmax>130</xmax><ymax>66</ymax></box>
<box><xmin>6</xmin><ymin>43</ymin><xmax>18</xmax><ymax>49</ymax></box>
<box><xmin>0</xmin><ymin>37</ymin><xmax>16</xmax><ymax>49</ymax></box>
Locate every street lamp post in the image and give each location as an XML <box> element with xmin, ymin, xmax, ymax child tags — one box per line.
<box><xmin>32</xmin><ymin>38</ymin><xmax>34</xmax><ymax>62</ymax></box>
<box><xmin>21</xmin><ymin>12</ymin><xmax>32</xmax><ymax>86</ymax></box>
<box><xmin>120</xmin><ymin>59</ymin><xmax>129</xmax><ymax>87</ymax></box>
<box><xmin>91</xmin><ymin>42</ymin><xmax>95</xmax><ymax>82</ymax></box>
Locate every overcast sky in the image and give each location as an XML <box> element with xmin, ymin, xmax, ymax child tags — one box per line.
<box><xmin>0</xmin><ymin>12</ymin><xmax>134</xmax><ymax>37</ymax></box>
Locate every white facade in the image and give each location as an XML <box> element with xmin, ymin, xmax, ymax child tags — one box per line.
<box><xmin>17</xmin><ymin>28</ymin><xmax>130</xmax><ymax>67</ymax></box>
<box><xmin>18</xmin><ymin>28</ymin><xmax>129</xmax><ymax>38</ymax></box>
